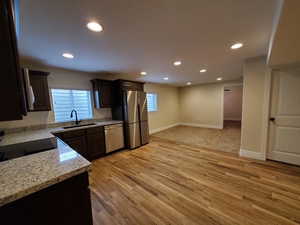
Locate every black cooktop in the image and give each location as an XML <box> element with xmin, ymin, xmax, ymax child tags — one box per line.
<box><xmin>0</xmin><ymin>137</ymin><xmax>57</xmax><ymax>162</ymax></box>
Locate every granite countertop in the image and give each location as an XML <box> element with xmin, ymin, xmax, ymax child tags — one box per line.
<box><xmin>0</xmin><ymin>120</ymin><xmax>123</xmax><ymax>147</ymax></box>
<box><xmin>0</xmin><ymin>120</ymin><xmax>123</xmax><ymax>207</ymax></box>
<box><xmin>0</xmin><ymin>138</ymin><xmax>91</xmax><ymax>207</ymax></box>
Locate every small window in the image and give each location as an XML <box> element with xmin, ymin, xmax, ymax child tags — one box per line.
<box><xmin>51</xmin><ymin>89</ymin><xmax>93</xmax><ymax>122</ymax></box>
<box><xmin>146</xmin><ymin>93</ymin><xmax>158</xmax><ymax>112</ymax></box>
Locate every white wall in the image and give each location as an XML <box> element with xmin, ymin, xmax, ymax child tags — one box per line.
<box><xmin>240</xmin><ymin>56</ymin><xmax>271</xmax><ymax>157</ymax></box>
<box><xmin>0</xmin><ymin>65</ymin><xmax>113</xmax><ymax>129</ymax></box>
<box><xmin>144</xmin><ymin>83</ymin><xmax>180</xmax><ymax>134</ymax></box>
<box><xmin>179</xmin><ymin>83</ymin><xmax>224</xmax><ymax>129</ymax></box>
<box><xmin>179</xmin><ymin>81</ymin><xmax>242</xmax><ymax>129</ymax></box>
<box><xmin>224</xmin><ymin>86</ymin><xmax>243</xmax><ymax>121</ymax></box>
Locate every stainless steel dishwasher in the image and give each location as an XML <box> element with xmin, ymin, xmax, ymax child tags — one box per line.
<box><xmin>104</xmin><ymin>123</ymin><xmax>125</xmax><ymax>153</ymax></box>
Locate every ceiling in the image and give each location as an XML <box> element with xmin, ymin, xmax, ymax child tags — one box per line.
<box><xmin>268</xmin><ymin>0</ymin><xmax>300</xmax><ymax>69</ymax></box>
<box><xmin>19</xmin><ymin>0</ymin><xmax>280</xmax><ymax>86</ymax></box>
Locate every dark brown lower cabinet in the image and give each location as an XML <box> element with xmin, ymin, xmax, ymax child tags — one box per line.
<box><xmin>86</xmin><ymin>126</ymin><xmax>106</xmax><ymax>160</ymax></box>
<box><xmin>0</xmin><ymin>172</ymin><xmax>93</xmax><ymax>225</ymax></box>
<box><xmin>64</xmin><ymin>135</ymin><xmax>88</xmax><ymax>159</ymax></box>
<box><xmin>55</xmin><ymin>126</ymin><xmax>106</xmax><ymax>161</ymax></box>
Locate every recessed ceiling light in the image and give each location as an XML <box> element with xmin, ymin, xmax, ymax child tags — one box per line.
<box><xmin>140</xmin><ymin>72</ymin><xmax>147</xmax><ymax>76</ymax></box>
<box><xmin>173</xmin><ymin>61</ymin><xmax>182</xmax><ymax>66</ymax></box>
<box><xmin>200</xmin><ymin>69</ymin><xmax>207</xmax><ymax>73</ymax></box>
<box><xmin>62</xmin><ymin>53</ymin><xmax>74</xmax><ymax>59</ymax></box>
<box><xmin>217</xmin><ymin>77</ymin><xmax>223</xmax><ymax>81</ymax></box>
<box><xmin>231</xmin><ymin>43</ymin><xmax>243</xmax><ymax>50</ymax></box>
<box><xmin>187</xmin><ymin>82</ymin><xmax>192</xmax><ymax>85</ymax></box>
<box><xmin>87</xmin><ymin>22</ymin><xmax>103</xmax><ymax>32</ymax></box>
<box><xmin>163</xmin><ymin>77</ymin><xmax>169</xmax><ymax>80</ymax></box>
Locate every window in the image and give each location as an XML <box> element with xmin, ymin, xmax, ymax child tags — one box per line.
<box><xmin>51</xmin><ymin>89</ymin><xmax>93</xmax><ymax>122</ymax></box>
<box><xmin>146</xmin><ymin>93</ymin><xmax>158</xmax><ymax>112</ymax></box>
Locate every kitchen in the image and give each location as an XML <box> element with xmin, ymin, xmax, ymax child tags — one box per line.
<box><xmin>2</xmin><ymin>0</ymin><xmax>300</xmax><ymax>225</ymax></box>
<box><xmin>0</xmin><ymin>1</ymin><xmax>150</xmax><ymax>222</ymax></box>
<box><xmin>1</xmin><ymin>43</ymin><xmax>149</xmax><ymax>225</ymax></box>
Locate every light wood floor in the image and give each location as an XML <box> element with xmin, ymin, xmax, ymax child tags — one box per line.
<box><xmin>152</xmin><ymin>121</ymin><xmax>241</xmax><ymax>153</ymax></box>
<box><xmin>90</xmin><ymin>137</ymin><xmax>300</xmax><ymax>225</ymax></box>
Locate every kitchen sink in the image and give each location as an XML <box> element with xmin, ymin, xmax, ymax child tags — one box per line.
<box><xmin>63</xmin><ymin>123</ymin><xmax>96</xmax><ymax>129</ymax></box>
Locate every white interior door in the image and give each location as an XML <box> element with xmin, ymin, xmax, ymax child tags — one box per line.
<box><xmin>268</xmin><ymin>70</ymin><xmax>300</xmax><ymax>165</ymax></box>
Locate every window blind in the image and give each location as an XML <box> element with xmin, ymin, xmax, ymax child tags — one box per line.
<box><xmin>51</xmin><ymin>89</ymin><xmax>93</xmax><ymax>122</ymax></box>
<box><xmin>146</xmin><ymin>93</ymin><xmax>158</xmax><ymax>112</ymax></box>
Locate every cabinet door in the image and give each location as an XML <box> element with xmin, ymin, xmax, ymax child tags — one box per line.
<box><xmin>0</xmin><ymin>0</ymin><xmax>27</xmax><ymax>121</ymax></box>
<box><xmin>101</xmin><ymin>81</ymin><xmax>113</xmax><ymax>108</ymax></box>
<box><xmin>86</xmin><ymin>127</ymin><xmax>106</xmax><ymax>160</ymax></box>
<box><xmin>91</xmin><ymin>80</ymin><xmax>101</xmax><ymax>108</ymax></box>
<box><xmin>0</xmin><ymin>173</ymin><xmax>93</xmax><ymax>225</ymax></box>
<box><xmin>64</xmin><ymin>136</ymin><xmax>87</xmax><ymax>159</ymax></box>
<box><xmin>91</xmin><ymin>79</ymin><xmax>114</xmax><ymax>108</ymax></box>
<box><xmin>118</xmin><ymin>80</ymin><xmax>144</xmax><ymax>91</ymax></box>
<box><xmin>29</xmin><ymin>70</ymin><xmax>51</xmax><ymax>111</ymax></box>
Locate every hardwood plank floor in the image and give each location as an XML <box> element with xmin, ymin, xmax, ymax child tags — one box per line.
<box><xmin>89</xmin><ymin>137</ymin><xmax>300</xmax><ymax>225</ymax></box>
<box><xmin>152</xmin><ymin>121</ymin><xmax>241</xmax><ymax>153</ymax></box>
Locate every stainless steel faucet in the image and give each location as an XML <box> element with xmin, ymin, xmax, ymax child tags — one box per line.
<box><xmin>70</xmin><ymin>109</ymin><xmax>80</xmax><ymax>125</ymax></box>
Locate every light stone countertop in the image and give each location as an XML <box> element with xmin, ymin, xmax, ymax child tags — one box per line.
<box><xmin>0</xmin><ymin>120</ymin><xmax>123</xmax><ymax>207</ymax></box>
<box><xmin>0</xmin><ymin>138</ymin><xmax>91</xmax><ymax>207</ymax></box>
<box><xmin>0</xmin><ymin>120</ymin><xmax>123</xmax><ymax>147</ymax></box>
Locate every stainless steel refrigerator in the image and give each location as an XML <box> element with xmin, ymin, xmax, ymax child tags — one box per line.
<box><xmin>123</xmin><ymin>90</ymin><xmax>149</xmax><ymax>149</ymax></box>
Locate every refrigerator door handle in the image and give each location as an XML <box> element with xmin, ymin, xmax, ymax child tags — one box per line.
<box><xmin>137</xmin><ymin>103</ymin><xmax>143</xmax><ymax>145</ymax></box>
<box><xmin>138</xmin><ymin>91</ymin><xmax>148</xmax><ymax>122</ymax></box>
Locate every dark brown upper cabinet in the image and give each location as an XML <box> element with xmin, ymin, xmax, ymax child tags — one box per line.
<box><xmin>114</xmin><ymin>79</ymin><xmax>144</xmax><ymax>91</ymax></box>
<box><xmin>0</xmin><ymin>0</ymin><xmax>27</xmax><ymax>121</ymax></box>
<box><xmin>112</xmin><ymin>79</ymin><xmax>144</xmax><ymax>107</ymax></box>
<box><xmin>26</xmin><ymin>69</ymin><xmax>51</xmax><ymax>111</ymax></box>
<box><xmin>91</xmin><ymin>79</ymin><xmax>114</xmax><ymax>108</ymax></box>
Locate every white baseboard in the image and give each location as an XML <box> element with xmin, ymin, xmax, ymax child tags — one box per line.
<box><xmin>180</xmin><ymin>123</ymin><xmax>223</xmax><ymax>129</ymax></box>
<box><xmin>150</xmin><ymin>123</ymin><xmax>180</xmax><ymax>135</ymax></box>
<box><xmin>239</xmin><ymin>149</ymin><xmax>266</xmax><ymax>161</ymax></box>
<box><xmin>150</xmin><ymin>121</ymin><xmax>230</xmax><ymax>134</ymax></box>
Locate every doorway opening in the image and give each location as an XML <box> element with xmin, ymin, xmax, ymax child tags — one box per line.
<box><xmin>223</xmin><ymin>84</ymin><xmax>243</xmax><ymax>130</ymax></box>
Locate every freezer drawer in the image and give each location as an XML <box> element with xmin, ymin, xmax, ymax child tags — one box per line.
<box><xmin>138</xmin><ymin>92</ymin><xmax>148</xmax><ymax>122</ymax></box>
<box><xmin>105</xmin><ymin>124</ymin><xmax>124</xmax><ymax>153</ymax></box>
<box><xmin>140</xmin><ymin>121</ymin><xmax>149</xmax><ymax>145</ymax></box>
<box><xmin>125</xmin><ymin>123</ymin><xmax>141</xmax><ymax>149</ymax></box>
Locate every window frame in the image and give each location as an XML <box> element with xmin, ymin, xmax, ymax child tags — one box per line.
<box><xmin>146</xmin><ymin>92</ymin><xmax>158</xmax><ymax>112</ymax></box>
<box><xmin>51</xmin><ymin>88</ymin><xmax>94</xmax><ymax>123</ymax></box>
